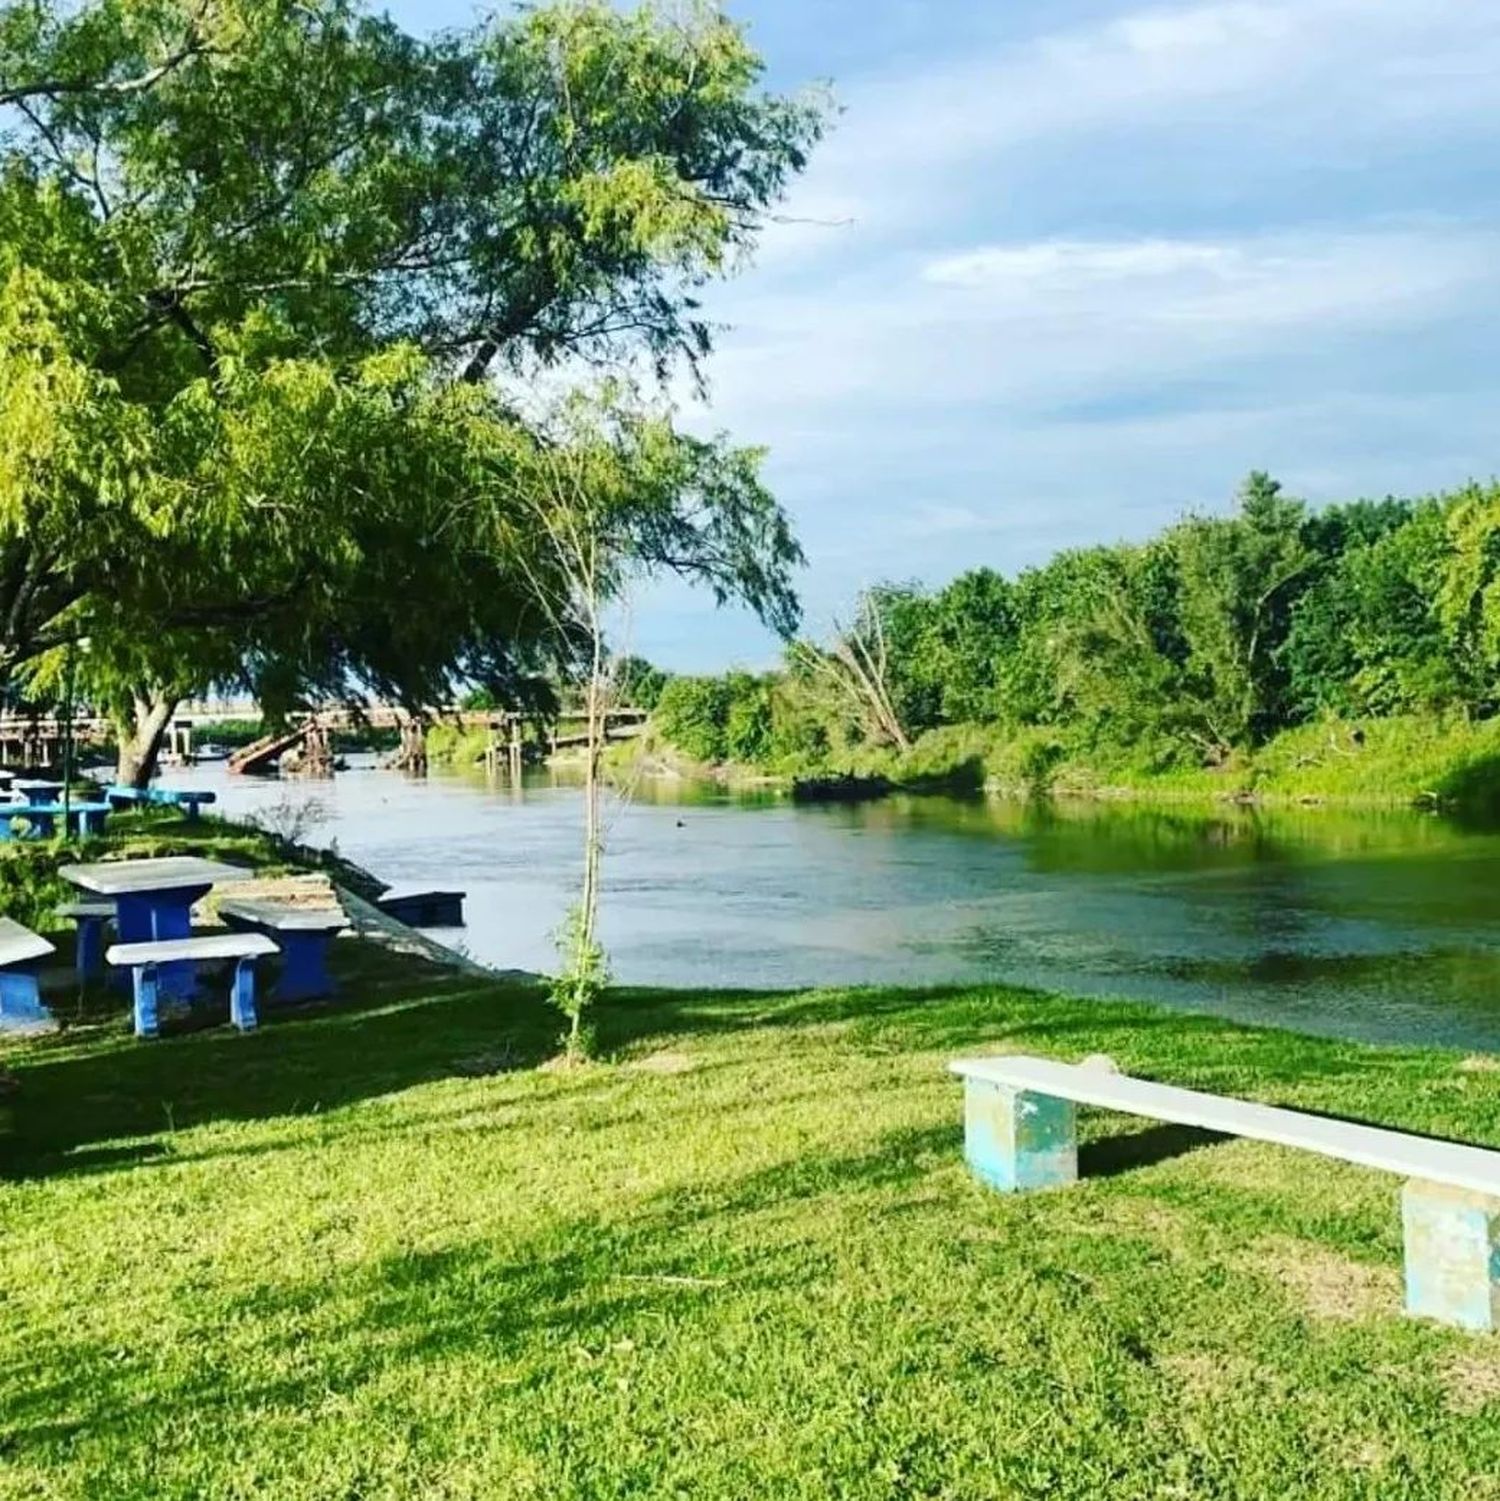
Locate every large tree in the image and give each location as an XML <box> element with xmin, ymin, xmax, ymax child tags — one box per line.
<box><xmin>0</xmin><ymin>0</ymin><xmax>823</xmax><ymax>776</ymax></box>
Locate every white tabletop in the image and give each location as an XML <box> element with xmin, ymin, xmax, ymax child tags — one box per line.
<box><xmin>0</xmin><ymin>917</ymin><xmax>57</xmax><ymax>966</ymax></box>
<box><xmin>217</xmin><ymin>897</ymin><xmax>348</xmax><ymax>932</ymax></box>
<box><xmin>59</xmin><ymin>856</ymin><xmax>253</xmax><ymax>898</ymax></box>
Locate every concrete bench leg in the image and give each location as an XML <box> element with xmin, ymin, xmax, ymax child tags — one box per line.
<box><xmin>1403</xmin><ymin>1180</ymin><xmax>1500</xmax><ymax>1332</ymax></box>
<box><xmin>275</xmin><ymin>932</ymin><xmax>334</xmax><ymax>1003</ymax></box>
<box><xmin>0</xmin><ymin>970</ymin><xmax>54</xmax><ymax>1032</ymax></box>
<box><xmin>963</xmin><ymin>1077</ymin><xmax>1078</xmax><ymax>1192</ymax></box>
<box><xmin>132</xmin><ymin>964</ymin><xmax>160</xmax><ymax>1040</ymax></box>
<box><xmin>230</xmin><ymin>957</ymin><xmax>258</xmax><ymax>1033</ymax></box>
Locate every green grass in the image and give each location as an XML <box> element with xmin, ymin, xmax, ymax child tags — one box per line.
<box><xmin>4</xmin><ymin>969</ymin><xmax>1500</xmax><ymax>1498</ymax></box>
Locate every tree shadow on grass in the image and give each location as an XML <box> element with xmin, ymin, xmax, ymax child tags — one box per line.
<box><xmin>4</xmin><ymin>978</ymin><xmax>561</xmax><ymax>1171</ymax></box>
<box><xmin>0</xmin><ymin>1120</ymin><xmax>960</xmax><ymax>1462</ymax></box>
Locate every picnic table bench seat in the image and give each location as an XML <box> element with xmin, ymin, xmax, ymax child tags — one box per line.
<box><xmin>952</xmin><ymin>1054</ymin><xmax>1500</xmax><ymax>1333</ymax></box>
<box><xmin>107</xmin><ymin>933</ymin><xmax>277</xmax><ymax>1039</ymax></box>
<box><xmin>217</xmin><ymin>898</ymin><xmax>346</xmax><ymax>1002</ymax></box>
<box><xmin>0</xmin><ymin>917</ymin><xmax>57</xmax><ymax>1032</ymax></box>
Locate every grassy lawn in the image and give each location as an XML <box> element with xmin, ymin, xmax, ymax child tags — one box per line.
<box><xmin>4</xmin><ymin>967</ymin><xmax>1500</xmax><ymax>1499</ymax></box>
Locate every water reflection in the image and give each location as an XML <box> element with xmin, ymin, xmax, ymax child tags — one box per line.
<box><xmin>161</xmin><ymin>763</ymin><xmax>1500</xmax><ymax>1050</ymax></box>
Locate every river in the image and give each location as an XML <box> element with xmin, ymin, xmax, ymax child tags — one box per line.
<box><xmin>159</xmin><ymin>761</ymin><xmax>1500</xmax><ymax>1051</ymax></box>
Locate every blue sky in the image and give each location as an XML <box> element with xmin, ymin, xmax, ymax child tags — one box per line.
<box><xmin>391</xmin><ymin>0</ymin><xmax>1500</xmax><ymax>670</ymax></box>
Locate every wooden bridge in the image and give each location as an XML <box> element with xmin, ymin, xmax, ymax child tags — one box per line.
<box><xmin>2</xmin><ymin>704</ymin><xmax>648</xmax><ymax>776</ymax></box>
<box><xmin>227</xmin><ymin>706</ymin><xmax>648</xmax><ymax>776</ymax></box>
<box><xmin>1</xmin><ymin>714</ymin><xmax>195</xmax><ymax>771</ymax></box>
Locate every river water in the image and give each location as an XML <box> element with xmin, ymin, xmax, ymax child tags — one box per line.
<box><xmin>159</xmin><ymin>761</ymin><xmax>1500</xmax><ymax>1051</ymax></box>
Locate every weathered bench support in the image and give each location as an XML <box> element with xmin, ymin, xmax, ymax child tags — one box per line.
<box><xmin>130</xmin><ymin>963</ymin><xmax>161</xmax><ymax>1040</ymax></box>
<box><xmin>1403</xmin><ymin>1180</ymin><xmax>1500</xmax><ymax>1334</ymax></box>
<box><xmin>230</xmin><ymin>957</ymin><xmax>258</xmax><ymax>1032</ymax></box>
<box><xmin>953</xmin><ymin>1054</ymin><xmax>1500</xmax><ymax>1334</ymax></box>
<box><xmin>61</xmin><ymin>901</ymin><xmax>113</xmax><ymax>983</ymax></box>
<box><xmin>963</xmin><ymin>1077</ymin><xmax>1077</xmax><ymax>1192</ymax></box>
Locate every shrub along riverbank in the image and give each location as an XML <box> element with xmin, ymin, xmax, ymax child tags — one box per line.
<box><xmin>643</xmin><ymin>475</ymin><xmax>1500</xmax><ymax>812</ymax></box>
<box><xmin>3</xmin><ymin>972</ymin><xmax>1500</xmax><ymax>1497</ymax></box>
<box><xmin>632</xmin><ymin>711</ymin><xmax>1500</xmax><ymax>811</ymax></box>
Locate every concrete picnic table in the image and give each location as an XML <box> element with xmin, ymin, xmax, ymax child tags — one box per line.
<box><xmin>12</xmin><ymin>779</ymin><xmax>65</xmax><ymax>807</ymax></box>
<box><xmin>0</xmin><ymin>801</ymin><xmax>112</xmax><ymax>840</ymax></box>
<box><xmin>59</xmin><ymin>857</ymin><xmax>254</xmax><ymax>1000</ymax></box>
<box><xmin>218</xmin><ymin>898</ymin><xmax>347</xmax><ymax>1001</ymax></box>
<box><xmin>106</xmin><ymin>785</ymin><xmax>218</xmax><ymax>821</ymax></box>
<box><xmin>0</xmin><ymin>917</ymin><xmax>57</xmax><ymax>1033</ymax></box>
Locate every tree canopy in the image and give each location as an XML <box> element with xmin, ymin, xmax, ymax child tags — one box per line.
<box><xmin>0</xmin><ymin>0</ymin><xmax>823</xmax><ymax>767</ymax></box>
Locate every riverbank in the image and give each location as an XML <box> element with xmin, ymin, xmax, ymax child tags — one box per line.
<box><xmin>639</xmin><ymin>713</ymin><xmax>1500</xmax><ymax>813</ymax></box>
<box><xmin>3</xmin><ymin>973</ymin><xmax>1499</xmax><ymax>1497</ymax></box>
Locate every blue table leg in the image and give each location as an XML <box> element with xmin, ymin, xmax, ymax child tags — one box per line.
<box><xmin>115</xmin><ymin>887</ymin><xmax>208</xmax><ymax>1001</ymax></box>
<box><xmin>132</xmin><ymin>964</ymin><xmax>160</xmax><ymax>1039</ymax></box>
<box><xmin>76</xmin><ymin>916</ymin><xmax>107</xmax><ymax>983</ymax></box>
<box><xmin>0</xmin><ymin>968</ymin><xmax>55</xmax><ymax>1032</ymax></box>
<box><xmin>275</xmin><ymin>932</ymin><xmax>335</xmax><ymax>1002</ymax></box>
<box><xmin>230</xmin><ymin>958</ymin><xmax>258</xmax><ymax>1032</ymax></box>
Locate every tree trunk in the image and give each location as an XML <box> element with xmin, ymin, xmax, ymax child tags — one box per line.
<box><xmin>569</xmin><ymin>654</ymin><xmax>606</xmax><ymax>1058</ymax></box>
<box><xmin>114</xmin><ymin>692</ymin><xmax>179</xmax><ymax>789</ymax></box>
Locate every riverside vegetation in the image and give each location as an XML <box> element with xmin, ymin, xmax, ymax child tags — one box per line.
<box><xmin>644</xmin><ymin>475</ymin><xmax>1500</xmax><ymax>810</ymax></box>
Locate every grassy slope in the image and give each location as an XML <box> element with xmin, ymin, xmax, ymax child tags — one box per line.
<box><xmin>4</xmin><ymin>974</ymin><xmax>1500</xmax><ymax>1499</ymax></box>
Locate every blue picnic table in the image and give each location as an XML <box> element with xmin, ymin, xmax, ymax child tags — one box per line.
<box><xmin>0</xmin><ymin>801</ymin><xmax>113</xmax><ymax>840</ymax></box>
<box><xmin>59</xmin><ymin>857</ymin><xmax>253</xmax><ymax>1000</ymax></box>
<box><xmin>12</xmin><ymin>779</ymin><xmax>65</xmax><ymax>807</ymax></box>
<box><xmin>106</xmin><ymin>785</ymin><xmax>218</xmax><ymax>821</ymax></box>
<box><xmin>0</xmin><ymin>917</ymin><xmax>57</xmax><ymax>1033</ymax></box>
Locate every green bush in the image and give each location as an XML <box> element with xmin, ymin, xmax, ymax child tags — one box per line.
<box><xmin>654</xmin><ymin>676</ymin><xmax>732</xmax><ymax>763</ymax></box>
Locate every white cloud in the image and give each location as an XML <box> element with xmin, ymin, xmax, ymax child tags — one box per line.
<box><xmin>699</xmin><ymin>228</ymin><xmax>1498</xmax><ymax>429</ymax></box>
<box><xmin>766</xmin><ymin>0</ymin><xmax>1500</xmax><ymax>257</ymax></box>
<box><xmin>922</xmin><ymin>240</ymin><xmax>1238</xmax><ymax>289</ymax></box>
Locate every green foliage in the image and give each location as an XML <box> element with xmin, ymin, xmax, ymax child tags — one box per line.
<box><xmin>655</xmin><ymin>675</ymin><xmax>733</xmax><ymax>763</ymax></box>
<box><xmin>0</xmin><ymin>0</ymin><xmax>822</xmax><ymax>708</ymax></box>
<box><xmin>651</xmin><ymin>474</ymin><xmax>1500</xmax><ymax>803</ymax></box>
<box><xmin>615</xmin><ymin>656</ymin><xmax>669</xmax><ymax>712</ymax></box>
<box><xmin>550</xmin><ymin>901</ymin><xmax>608</xmax><ymax>1061</ymax></box>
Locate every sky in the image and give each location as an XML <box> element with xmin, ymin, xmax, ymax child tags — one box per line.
<box><xmin>391</xmin><ymin>0</ymin><xmax>1500</xmax><ymax>670</ymax></box>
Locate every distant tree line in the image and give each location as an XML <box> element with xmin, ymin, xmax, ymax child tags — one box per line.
<box><xmin>652</xmin><ymin>474</ymin><xmax>1500</xmax><ymax>775</ymax></box>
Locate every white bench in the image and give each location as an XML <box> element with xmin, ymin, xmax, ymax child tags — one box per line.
<box><xmin>951</xmin><ymin>1054</ymin><xmax>1500</xmax><ymax>1333</ymax></box>
<box><xmin>107</xmin><ymin>934</ymin><xmax>278</xmax><ymax>1039</ymax></box>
